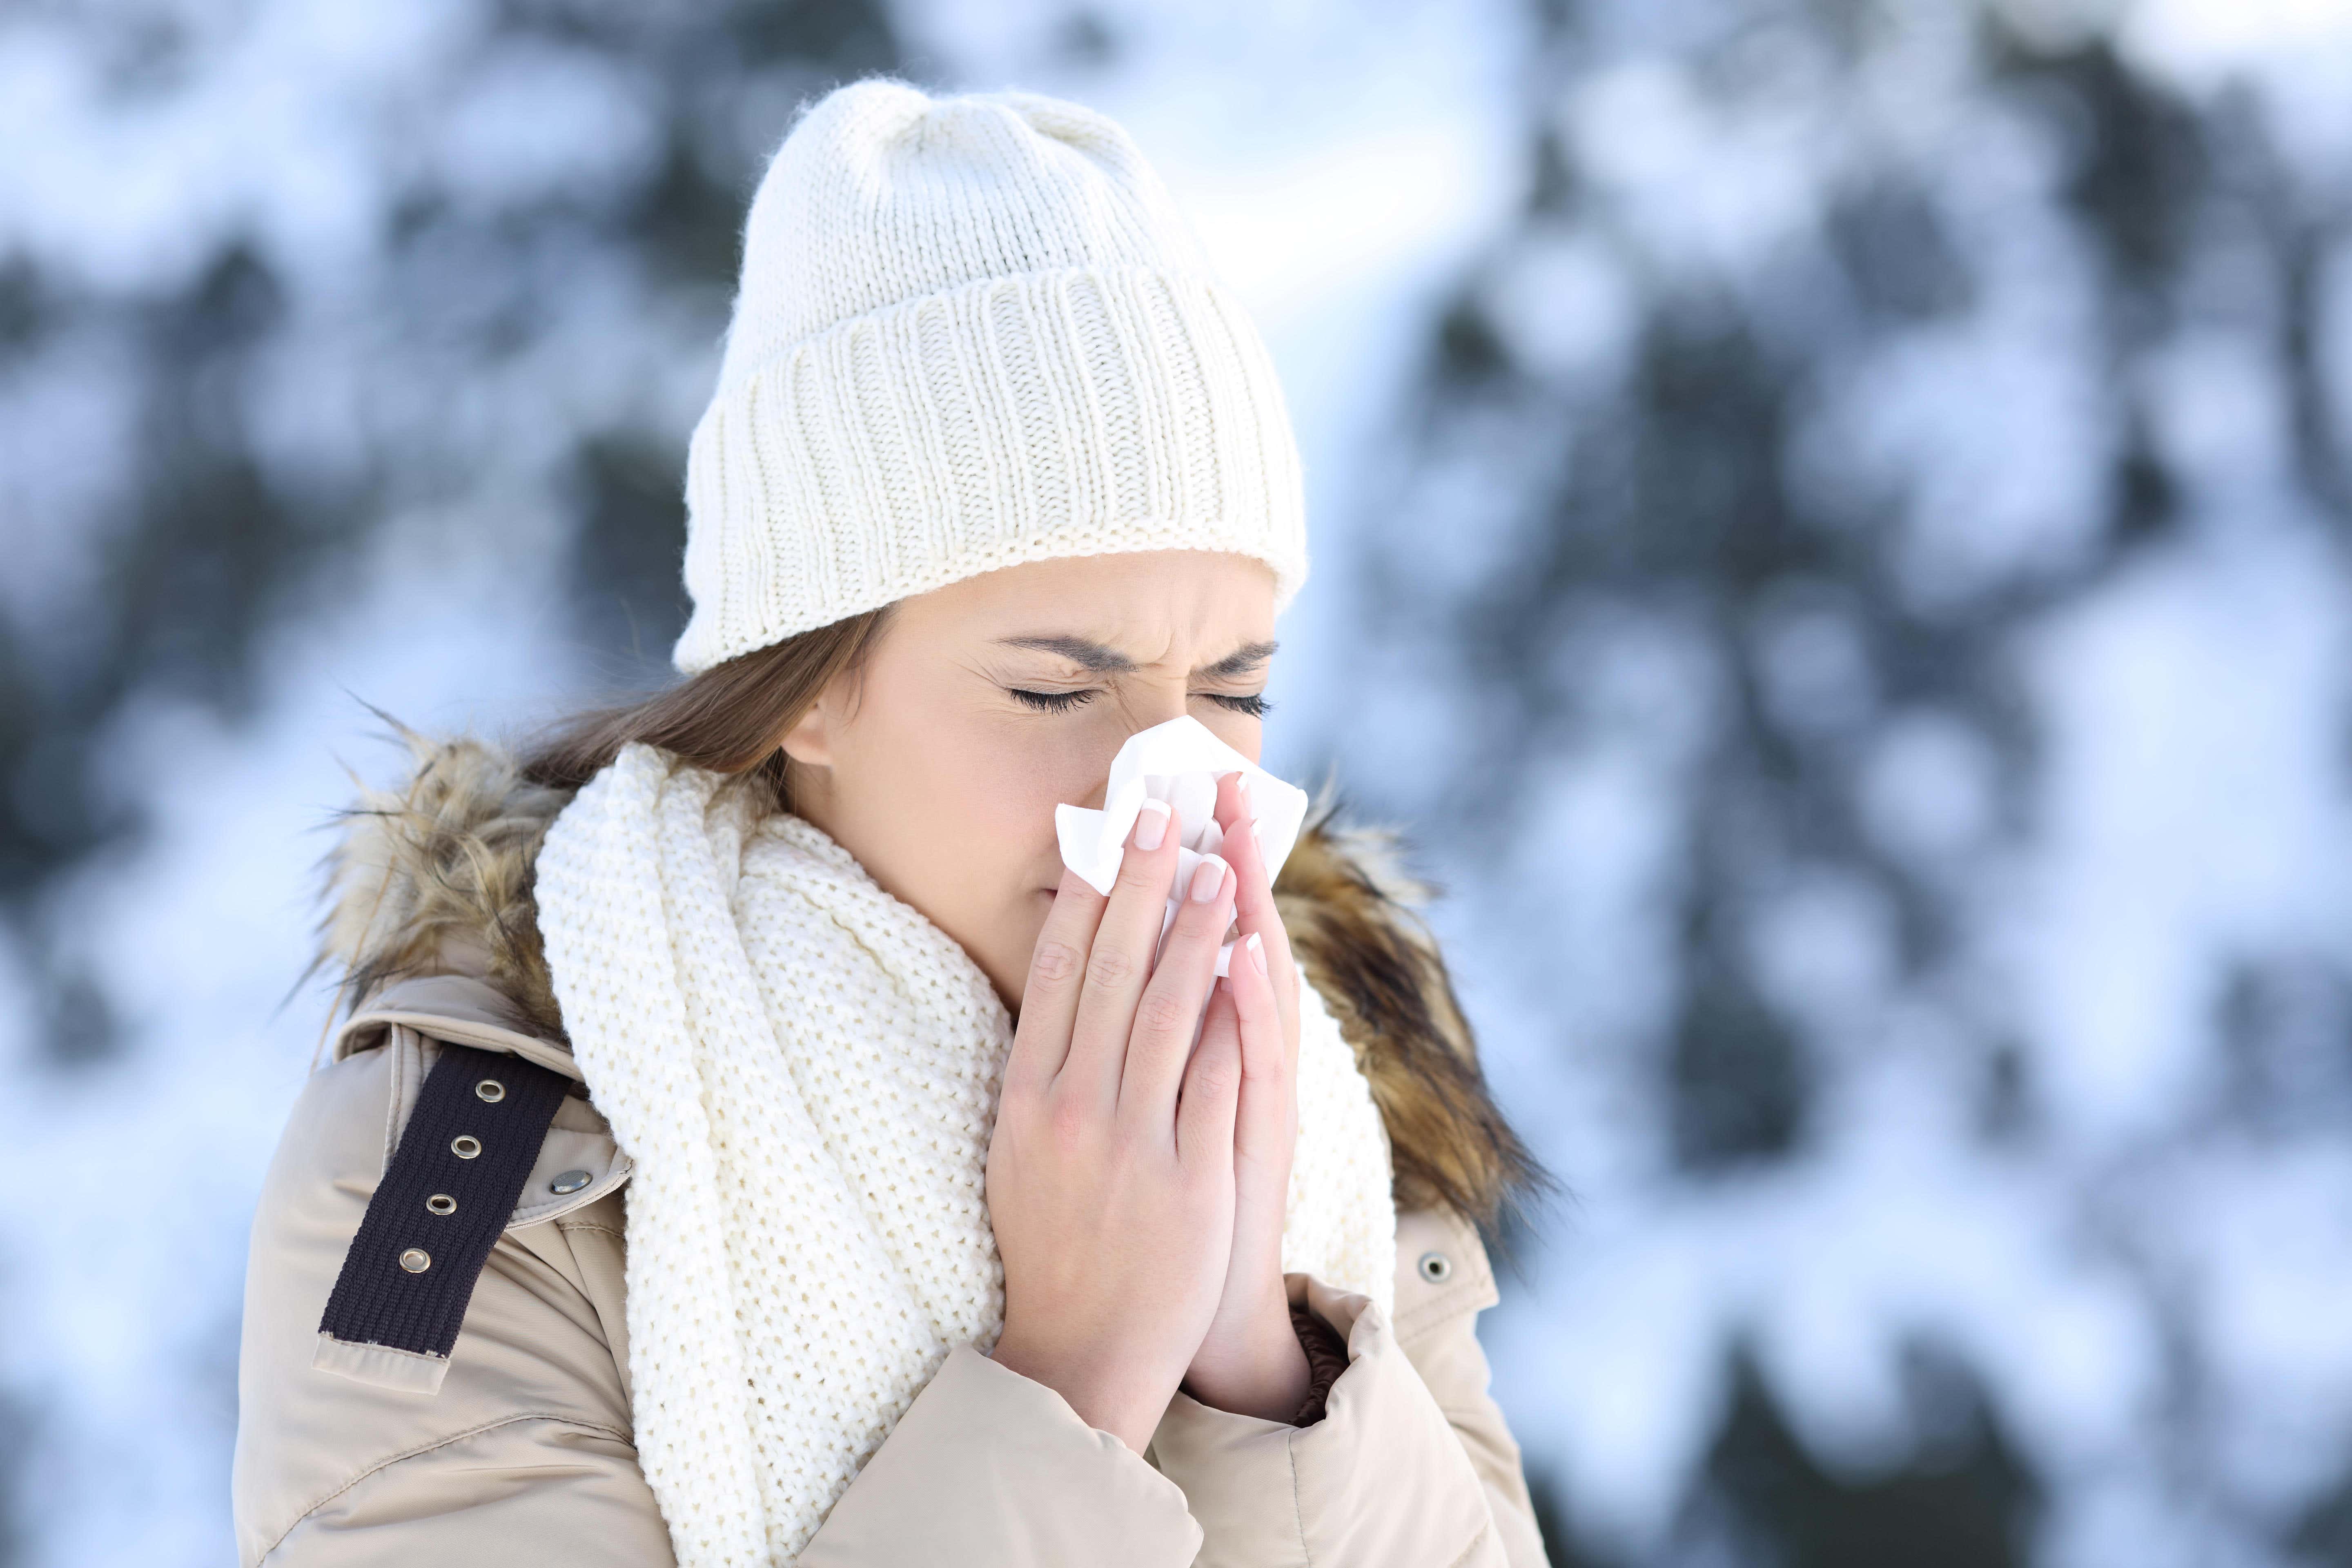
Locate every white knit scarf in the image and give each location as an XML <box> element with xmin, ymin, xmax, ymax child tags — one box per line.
<box><xmin>534</xmin><ymin>742</ymin><xmax>1397</xmax><ymax>1567</ymax></box>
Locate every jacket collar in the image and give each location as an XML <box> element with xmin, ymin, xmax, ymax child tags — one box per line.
<box><xmin>304</xmin><ymin>722</ymin><xmax>1544</xmax><ymax>1229</ymax></box>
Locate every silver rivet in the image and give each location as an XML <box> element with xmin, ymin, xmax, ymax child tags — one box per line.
<box><xmin>450</xmin><ymin>1135</ymin><xmax>481</xmax><ymax>1160</ymax></box>
<box><xmin>475</xmin><ymin>1078</ymin><xmax>506</xmax><ymax>1103</ymax></box>
<box><xmin>425</xmin><ymin>1193</ymin><xmax>456</xmax><ymax>1216</ymax></box>
<box><xmin>549</xmin><ymin>1169</ymin><xmax>592</xmax><ymax>1196</ymax></box>
<box><xmin>1417</xmin><ymin>1250</ymin><xmax>1453</xmax><ymax>1284</ymax></box>
<box><xmin>399</xmin><ymin>1247</ymin><xmax>432</xmax><ymax>1273</ymax></box>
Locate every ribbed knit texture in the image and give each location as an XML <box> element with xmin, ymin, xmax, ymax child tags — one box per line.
<box><xmin>535</xmin><ymin>744</ymin><xmax>1395</xmax><ymax>1566</ymax></box>
<box><xmin>672</xmin><ymin>76</ymin><xmax>1311</xmax><ymax>674</ymax></box>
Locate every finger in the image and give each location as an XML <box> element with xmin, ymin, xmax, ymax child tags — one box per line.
<box><xmin>1004</xmin><ymin>864</ymin><xmax>1107</xmax><ymax>1092</ymax></box>
<box><xmin>1116</xmin><ymin>851</ymin><xmax>1236</xmax><ymax>1135</ymax></box>
<box><xmin>1224</xmin><ymin>931</ymin><xmax>1297</xmax><ymax>1171</ymax></box>
<box><xmin>1176</xmin><ymin>977</ymin><xmax>1243</xmax><ymax>1166</ymax></box>
<box><xmin>1062</xmin><ymin>795</ymin><xmax>1180</xmax><ymax>1106</ymax></box>
<box><xmin>1214</xmin><ymin>772</ymin><xmax>1300</xmax><ymax>1049</ymax></box>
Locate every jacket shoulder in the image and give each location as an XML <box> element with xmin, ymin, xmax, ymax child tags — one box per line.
<box><xmin>324</xmin><ymin>974</ymin><xmax>632</xmax><ymax>1239</ymax></box>
<box><xmin>233</xmin><ymin>991</ymin><xmax>644</xmax><ymax>1564</ymax></box>
<box><xmin>294</xmin><ymin>975</ymin><xmax>633</xmax><ymax>1388</ymax></box>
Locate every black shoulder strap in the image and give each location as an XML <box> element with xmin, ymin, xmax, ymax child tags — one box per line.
<box><xmin>318</xmin><ymin>1040</ymin><xmax>570</xmax><ymax>1360</ymax></box>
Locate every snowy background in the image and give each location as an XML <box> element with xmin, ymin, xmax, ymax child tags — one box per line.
<box><xmin>4</xmin><ymin>0</ymin><xmax>2350</xmax><ymax>1563</ymax></box>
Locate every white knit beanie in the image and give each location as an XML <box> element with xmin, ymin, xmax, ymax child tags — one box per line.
<box><xmin>671</xmin><ymin>76</ymin><xmax>1312</xmax><ymax>675</ymax></box>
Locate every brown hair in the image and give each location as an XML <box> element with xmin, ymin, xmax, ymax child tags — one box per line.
<box><xmin>518</xmin><ymin>605</ymin><xmax>897</xmax><ymax>813</ymax></box>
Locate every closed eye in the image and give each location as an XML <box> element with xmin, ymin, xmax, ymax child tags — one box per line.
<box><xmin>1007</xmin><ymin>688</ymin><xmax>1272</xmax><ymax>717</ymax></box>
<box><xmin>1009</xmin><ymin>688</ymin><xmax>1096</xmax><ymax>713</ymax></box>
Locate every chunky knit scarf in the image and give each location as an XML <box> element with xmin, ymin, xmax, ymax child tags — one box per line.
<box><xmin>535</xmin><ymin>742</ymin><xmax>1397</xmax><ymax>1567</ymax></box>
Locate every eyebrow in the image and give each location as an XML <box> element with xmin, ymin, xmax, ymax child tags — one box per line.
<box><xmin>993</xmin><ymin>634</ymin><xmax>1278</xmax><ymax>679</ymax></box>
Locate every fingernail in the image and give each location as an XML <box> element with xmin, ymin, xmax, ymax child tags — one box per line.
<box><xmin>1234</xmin><ymin>771</ymin><xmax>1253</xmax><ymax>806</ymax></box>
<box><xmin>1246</xmin><ymin>931</ymin><xmax>1267</xmax><ymax>974</ymax></box>
<box><xmin>1190</xmin><ymin>854</ymin><xmax>1228</xmax><ymax>902</ymax></box>
<box><xmin>1135</xmin><ymin>797</ymin><xmax>1171</xmax><ymax>851</ymax></box>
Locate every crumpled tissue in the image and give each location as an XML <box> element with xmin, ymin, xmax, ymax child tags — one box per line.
<box><xmin>1055</xmin><ymin>715</ymin><xmax>1310</xmax><ymax>977</ymax></box>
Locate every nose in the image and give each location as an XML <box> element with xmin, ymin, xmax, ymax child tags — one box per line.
<box><xmin>1120</xmin><ymin>682</ymin><xmax>1191</xmax><ymax>733</ymax></box>
<box><xmin>1072</xmin><ymin>694</ymin><xmax>1194</xmax><ymax>811</ymax></box>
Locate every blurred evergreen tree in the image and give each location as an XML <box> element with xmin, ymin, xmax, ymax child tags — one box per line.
<box><xmin>1336</xmin><ymin>2</ymin><xmax>2352</xmax><ymax>1562</ymax></box>
<box><xmin>0</xmin><ymin>0</ymin><xmax>909</xmax><ymax>1066</ymax></box>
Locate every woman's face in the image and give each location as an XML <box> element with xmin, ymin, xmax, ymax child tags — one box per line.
<box><xmin>779</xmin><ymin>548</ymin><xmax>1279</xmax><ymax>1012</ymax></box>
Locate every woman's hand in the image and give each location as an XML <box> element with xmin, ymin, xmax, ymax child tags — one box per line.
<box><xmin>1178</xmin><ymin>770</ymin><xmax>1311</xmax><ymax>1423</ymax></box>
<box><xmin>985</xmin><ymin>794</ymin><xmax>1246</xmax><ymax>1452</ymax></box>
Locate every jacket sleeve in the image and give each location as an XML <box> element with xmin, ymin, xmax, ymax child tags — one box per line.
<box><xmin>1145</xmin><ymin>1206</ymin><xmax>1553</xmax><ymax>1568</ymax></box>
<box><xmin>795</xmin><ymin>1349</ymin><xmax>1204</xmax><ymax>1565</ymax></box>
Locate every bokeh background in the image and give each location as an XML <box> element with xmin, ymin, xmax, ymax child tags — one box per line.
<box><xmin>5</xmin><ymin>0</ymin><xmax>2352</xmax><ymax>1562</ymax></box>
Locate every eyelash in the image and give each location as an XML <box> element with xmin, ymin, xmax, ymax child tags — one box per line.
<box><xmin>1009</xmin><ymin>688</ymin><xmax>1272</xmax><ymax>719</ymax></box>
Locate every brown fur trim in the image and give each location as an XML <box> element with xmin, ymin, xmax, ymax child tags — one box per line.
<box><xmin>1274</xmin><ymin>788</ymin><xmax>1548</xmax><ymax>1232</ymax></box>
<box><xmin>305</xmin><ymin>724</ymin><xmax>1546</xmax><ymax>1230</ymax></box>
<box><xmin>301</xmin><ymin>714</ymin><xmax>574</xmax><ymax>1044</ymax></box>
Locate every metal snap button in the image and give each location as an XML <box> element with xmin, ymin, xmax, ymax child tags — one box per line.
<box><xmin>450</xmin><ymin>1135</ymin><xmax>482</xmax><ymax>1160</ymax></box>
<box><xmin>1417</xmin><ymin>1250</ymin><xmax>1453</xmax><ymax>1284</ymax></box>
<box><xmin>399</xmin><ymin>1247</ymin><xmax>432</xmax><ymax>1273</ymax></box>
<box><xmin>549</xmin><ymin>1169</ymin><xmax>592</xmax><ymax>1196</ymax></box>
<box><xmin>425</xmin><ymin>1193</ymin><xmax>457</xmax><ymax>1216</ymax></box>
<box><xmin>475</xmin><ymin>1078</ymin><xmax>506</xmax><ymax>1103</ymax></box>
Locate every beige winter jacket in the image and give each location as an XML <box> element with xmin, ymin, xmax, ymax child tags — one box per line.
<box><xmin>232</xmin><ymin>732</ymin><xmax>1551</xmax><ymax>1566</ymax></box>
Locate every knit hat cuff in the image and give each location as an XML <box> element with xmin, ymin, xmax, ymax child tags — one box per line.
<box><xmin>672</xmin><ymin>263</ymin><xmax>1309</xmax><ymax>675</ymax></box>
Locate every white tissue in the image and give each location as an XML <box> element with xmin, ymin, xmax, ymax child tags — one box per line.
<box><xmin>1054</xmin><ymin>715</ymin><xmax>1311</xmax><ymax>978</ymax></box>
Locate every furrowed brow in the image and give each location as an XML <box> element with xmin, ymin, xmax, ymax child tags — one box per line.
<box><xmin>992</xmin><ymin>635</ymin><xmax>1278</xmax><ymax>679</ymax></box>
<box><xmin>1195</xmin><ymin>639</ymin><xmax>1278</xmax><ymax>679</ymax></box>
<box><xmin>993</xmin><ymin>635</ymin><xmax>1139</xmax><ymax>674</ymax></box>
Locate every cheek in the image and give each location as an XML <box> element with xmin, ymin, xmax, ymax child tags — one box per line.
<box><xmin>851</xmin><ymin>704</ymin><xmax>1076</xmax><ymax>912</ymax></box>
<box><xmin>938</xmin><ymin>718</ymin><xmax>1062</xmax><ymax>848</ymax></box>
<box><xmin>882</xmin><ymin>714</ymin><xmax>1088</xmax><ymax>1007</ymax></box>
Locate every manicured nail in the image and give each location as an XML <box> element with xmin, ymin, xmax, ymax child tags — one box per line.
<box><xmin>1246</xmin><ymin>931</ymin><xmax>1267</xmax><ymax>974</ymax></box>
<box><xmin>1134</xmin><ymin>797</ymin><xmax>1171</xmax><ymax>851</ymax></box>
<box><xmin>1190</xmin><ymin>855</ymin><xmax>1229</xmax><ymax>902</ymax></box>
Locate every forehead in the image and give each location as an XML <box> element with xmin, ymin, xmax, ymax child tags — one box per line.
<box><xmin>898</xmin><ymin>550</ymin><xmax>1278</xmax><ymax>657</ymax></box>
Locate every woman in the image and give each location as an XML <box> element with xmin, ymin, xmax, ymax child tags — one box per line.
<box><xmin>232</xmin><ymin>76</ymin><xmax>1549</xmax><ymax>1566</ymax></box>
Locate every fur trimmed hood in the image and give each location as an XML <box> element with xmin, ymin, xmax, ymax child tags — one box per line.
<box><xmin>307</xmin><ymin>722</ymin><xmax>1544</xmax><ymax>1232</ymax></box>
